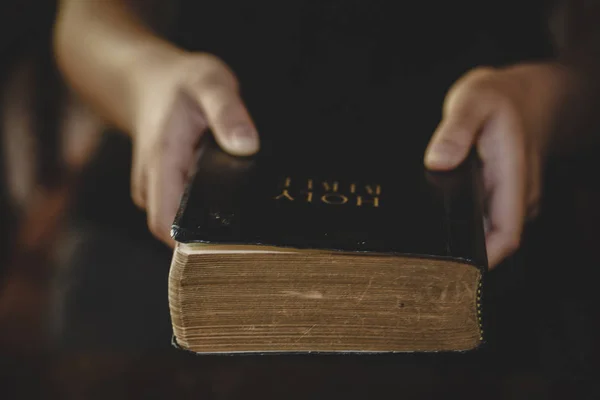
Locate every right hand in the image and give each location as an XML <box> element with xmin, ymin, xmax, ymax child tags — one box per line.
<box><xmin>129</xmin><ymin>52</ymin><xmax>260</xmax><ymax>246</ymax></box>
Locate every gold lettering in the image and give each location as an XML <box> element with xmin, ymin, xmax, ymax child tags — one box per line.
<box><xmin>322</xmin><ymin>181</ymin><xmax>339</xmax><ymax>192</ymax></box>
<box><xmin>276</xmin><ymin>177</ymin><xmax>383</xmax><ymax>207</ymax></box>
<box><xmin>275</xmin><ymin>189</ymin><xmax>294</xmax><ymax>201</ymax></box>
<box><xmin>357</xmin><ymin>196</ymin><xmax>379</xmax><ymax>207</ymax></box>
<box><xmin>365</xmin><ymin>185</ymin><xmax>381</xmax><ymax>195</ymax></box>
<box><xmin>321</xmin><ymin>193</ymin><xmax>348</xmax><ymax>205</ymax></box>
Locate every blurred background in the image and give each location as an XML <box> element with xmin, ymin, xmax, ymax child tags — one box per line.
<box><xmin>1</xmin><ymin>1</ymin><xmax>599</xmax><ymax>399</ymax></box>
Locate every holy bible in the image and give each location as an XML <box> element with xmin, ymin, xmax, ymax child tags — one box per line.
<box><xmin>168</xmin><ymin>131</ymin><xmax>488</xmax><ymax>355</ymax></box>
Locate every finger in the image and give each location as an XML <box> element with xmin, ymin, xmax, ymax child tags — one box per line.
<box><xmin>146</xmin><ymin>97</ymin><xmax>204</xmax><ymax>247</ymax></box>
<box><xmin>130</xmin><ymin>91</ymin><xmax>203</xmax><ymax>212</ymax></box>
<box><xmin>425</xmin><ymin>68</ymin><xmax>496</xmax><ymax>170</ymax></box>
<box><xmin>131</xmin><ymin>145</ymin><xmax>147</xmax><ymax>210</ymax></box>
<box><xmin>526</xmin><ymin>152</ymin><xmax>542</xmax><ymax>217</ymax></box>
<box><xmin>188</xmin><ymin>79</ymin><xmax>259</xmax><ymax>156</ymax></box>
<box><xmin>147</xmin><ymin>160</ymin><xmax>178</xmax><ymax>248</ymax></box>
<box><xmin>480</xmin><ymin>109</ymin><xmax>527</xmax><ymax>269</ymax></box>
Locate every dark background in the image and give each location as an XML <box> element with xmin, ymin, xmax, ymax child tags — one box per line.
<box><xmin>1</xmin><ymin>1</ymin><xmax>599</xmax><ymax>399</ymax></box>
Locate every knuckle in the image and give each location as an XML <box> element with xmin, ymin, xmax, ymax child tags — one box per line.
<box><xmin>195</xmin><ymin>52</ymin><xmax>230</xmax><ymax>73</ymax></box>
<box><xmin>436</xmin><ymin>136</ymin><xmax>469</xmax><ymax>153</ymax></box>
<box><xmin>452</xmin><ymin>66</ymin><xmax>494</xmax><ymax>92</ymax></box>
<box><xmin>465</xmin><ymin>81</ymin><xmax>497</xmax><ymax>104</ymax></box>
<box><xmin>186</xmin><ymin>53</ymin><xmax>238</xmax><ymax>91</ymax></box>
<box><xmin>138</xmin><ymin>124</ymin><xmax>176</xmax><ymax>162</ymax></box>
<box><xmin>192</xmin><ymin>52</ymin><xmax>223</xmax><ymax>66</ymax></box>
<box><xmin>464</xmin><ymin>66</ymin><xmax>496</xmax><ymax>81</ymax></box>
<box><xmin>444</xmin><ymin>70</ymin><xmax>498</xmax><ymax>115</ymax></box>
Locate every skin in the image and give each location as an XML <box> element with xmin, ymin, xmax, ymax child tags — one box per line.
<box><xmin>54</xmin><ymin>0</ymin><xmax>592</xmax><ymax>268</ymax></box>
<box><xmin>424</xmin><ymin>63</ymin><xmax>572</xmax><ymax>268</ymax></box>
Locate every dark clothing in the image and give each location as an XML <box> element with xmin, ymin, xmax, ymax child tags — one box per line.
<box><xmin>59</xmin><ymin>0</ymin><xmax>557</xmax><ymax>348</ymax></box>
<box><xmin>173</xmin><ymin>1</ymin><xmax>556</xmax><ymax>66</ymax></box>
<box><xmin>52</xmin><ymin>2</ymin><xmax>585</xmax><ymax>396</ymax></box>
<box><xmin>170</xmin><ymin>1</ymin><xmax>556</xmax><ymax>154</ymax></box>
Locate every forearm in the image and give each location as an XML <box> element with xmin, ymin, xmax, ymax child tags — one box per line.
<box><xmin>53</xmin><ymin>0</ymin><xmax>184</xmax><ymax>135</ymax></box>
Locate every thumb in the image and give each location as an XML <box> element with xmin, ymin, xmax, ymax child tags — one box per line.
<box><xmin>425</xmin><ymin>76</ymin><xmax>496</xmax><ymax>170</ymax></box>
<box><xmin>190</xmin><ymin>79</ymin><xmax>259</xmax><ymax>156</ymax></box>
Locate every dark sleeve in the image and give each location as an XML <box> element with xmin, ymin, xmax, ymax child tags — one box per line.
<box><xmin>0</xmin><ymin>0</ymin><xmax>56</xmax><ymax>66</ymax></box>
<box><xmin>549</xmin><ymin>0</ymin><xmax>600</xmax><ymax>154</ymax></box>
<box><xmin>550</xmin><ymin>0</ymin><xmax>600</xmax><ymax>62</ymax></box>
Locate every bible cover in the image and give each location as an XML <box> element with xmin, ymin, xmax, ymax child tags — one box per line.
<box><xmin>171</xmin><ymin>136</ymin><xmax>487</xmax><ymax>266</ymax></box>
<box><xmin>168</xmin><ymin>128</ymin><xmax>488</xmax><ymax>354</ymax></box>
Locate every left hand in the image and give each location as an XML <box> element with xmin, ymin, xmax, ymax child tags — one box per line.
<box><xmin>424</xmin><ymin>63</ymin><xmax>570</xmax><ymax>269</ymax></box>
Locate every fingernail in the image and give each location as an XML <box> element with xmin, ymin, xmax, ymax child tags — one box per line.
<box><xmin>425</xmin><ymin>148</ymin><xmax>449</xmax><ymax>167</ymax></box>
<box><xmin>229</xmin><ymin>126</ymin><xmax>259</xmax><ymax>154</ymax></box>
<box><xmin>425</xmin><ymin>142</ymin><xmax>458</xmax><ymax>168</ymax></box>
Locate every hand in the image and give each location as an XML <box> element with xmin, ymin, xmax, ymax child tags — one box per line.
<box><xmin>130</xmin><ymin>52</ymin><xmax>259</xmax><ymax>246</ymax></box>
<box><xmin>424</xmin><ymin>63</ymin><xmax>570</xmax><ymax>269</ymax></box>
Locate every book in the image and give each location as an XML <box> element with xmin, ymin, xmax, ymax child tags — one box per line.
<box><xmin>168</xmin><ymin>126</ymin><xmax>488</xmax><ymax>354</ymax></box>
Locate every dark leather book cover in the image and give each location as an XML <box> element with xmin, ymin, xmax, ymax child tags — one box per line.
<box><xmin>170</xmin><ymin>33</ymin><xmax>497</xmax><ymax>271</ymax></box>
<box><xmin>171</xmin><ymin>132</ymin><xmax>488</xmax><ymax>274</ymax></box>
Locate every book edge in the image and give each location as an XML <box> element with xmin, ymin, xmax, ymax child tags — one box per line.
<box><xmin>170</xmin><ymin>334</ymin><xmax>485</xmax><ymax>356</ymax></box>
